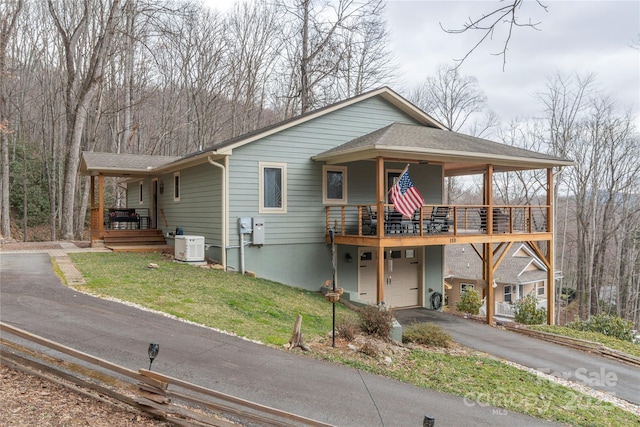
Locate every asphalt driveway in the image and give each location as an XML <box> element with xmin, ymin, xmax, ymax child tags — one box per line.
<box><xmin>0</xmin><ymin>252</ymin><xmax>567</xmax><ymax>427</ymax></box>
<box><xmin>394</xmin><ymin>308</ymin><xmax>639</xmax><ymax>405</ymax></box>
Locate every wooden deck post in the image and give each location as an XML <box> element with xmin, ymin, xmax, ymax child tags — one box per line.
<box><xmin>546</xmin><ymin>168</ymin><xmax>555</xmax><ymax>325</ymax></box>
<box><xmin>484</xmin><ymin>165</ymin><xmax>495</xmax><ymax>324</ymax></box>
<box><xmin>376</xmin><ymin>157</ymin><xmax>385</xmax><ymax>305</ymax></box>
<box><xmin>98</xmin><ymin>173</ymin><xmax>104</xmax><ymax>233</ymax></box>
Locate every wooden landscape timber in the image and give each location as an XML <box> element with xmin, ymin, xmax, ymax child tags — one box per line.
<box><xmin>0</xmin><ymin>322</ymin><xmax>333</xmax><ymax>427</ymax></box>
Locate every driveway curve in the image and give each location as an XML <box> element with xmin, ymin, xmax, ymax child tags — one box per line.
<box><xmin>0</xmin><ymin>252</ymin><xmax>571</xmax><ymax>427</ymax></box>
<box><xmin>394</xmin><ymin>308</ymin><xmax>639</xmax><ymax>406</ymax></box>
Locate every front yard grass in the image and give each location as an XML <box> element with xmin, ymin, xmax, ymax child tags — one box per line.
<box><xmin>68</xmin><ymin>252</ymin><xmax>639</xmax><ymax>427</ymax></box>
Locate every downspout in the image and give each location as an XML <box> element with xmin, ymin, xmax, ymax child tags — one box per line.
<box><xmin>208</xmin><ymin>155</ymin><xmax>227</xmax><ymax>270</ymax></box>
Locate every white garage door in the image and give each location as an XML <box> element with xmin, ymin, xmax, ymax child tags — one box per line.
<box><xmin>358</xmin><ymin>247</ymin><xmax>420</xmax><ymax>307</ymax></box>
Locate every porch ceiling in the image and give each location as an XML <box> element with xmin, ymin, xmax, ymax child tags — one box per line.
<box><xmin>312</xmin><ymin>123</ymin><xmax>574</xmax><ymax>175</ymax></box>
<box><xmin>80</xmin><ymin>151</ymin><xmax>181</xmax><ymax>177</ymax></box>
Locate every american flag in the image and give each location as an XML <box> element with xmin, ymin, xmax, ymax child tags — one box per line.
<box><xmin>390</xmin><ymin>168</ymin><xmax>424</xmax><ymax>218</ymax></box>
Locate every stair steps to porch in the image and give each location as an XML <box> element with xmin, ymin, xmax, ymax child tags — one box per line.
<box><xmin>103</xmin><ymin>230</ymin><xmax>172</xmax><ymax>253</ymax></box>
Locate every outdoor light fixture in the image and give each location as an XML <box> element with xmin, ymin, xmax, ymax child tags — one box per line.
<box><xmin>148</xmin><ymin>343</ymin><xmax>159</xmax><ymax>370</ymax></box>
<box><xmin>159</xmin><ymin>180</ymin><xmax>164</xmax><ymax>195</ymax></box>
<box><xmin>345</xmin><ymin>253</ymin><xmax>352</xmax><ymax>263</ymax></box>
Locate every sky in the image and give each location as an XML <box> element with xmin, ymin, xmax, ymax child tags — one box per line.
<box><xmin>206</xmin><ymin>0</ymin><xmax>640</xmax><ymax>128</ymax></box>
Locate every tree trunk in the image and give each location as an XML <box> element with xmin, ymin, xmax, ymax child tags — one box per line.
<box><xmin>54</xmin><ymin>0</ymin><xmax>123</xmax><ymax>240</ymax></box>
<box><xmin>0</xmin><ymin>0</ymin><xmax>23</xmax><ymax>238</ymax></box>
<box><xmin>0</xmin><ymin>132</ymin><xmax>9</xmax><ymax>237</ymax></box>
<box><xmin>287</xmin><ymin>314</ymin><xmax>310</xmax><ymax>351</ymax></box>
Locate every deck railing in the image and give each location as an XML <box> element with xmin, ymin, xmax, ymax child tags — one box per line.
<box><xmin>325</xmin><ymin>204</ymin><xmax>549</xmax><ymax>238</ymax></box>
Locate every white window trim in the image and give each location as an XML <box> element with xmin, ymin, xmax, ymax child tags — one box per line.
<box><xmin>139</xmin><ymin>181</ymin><xmax>144</xmax><ymax>204</ymax></box>
<box><xmin>259</xmin><ymin>162</ymin><xmax>287</xmax><ymax>213</ymax></box>
<box><xmin>537</xmin><ymin>282</ymin><xmax>546</xmax><ymax>296</ymax></box>
<box><xmin>173</xmin><ymin>172</ymin><xmax>181</xmax><ymax>202</ymax></box>
<box><xmin>322</xmin><ymin>165</ymin><xmax>347</xmax><ymax>204</ymax></box>
<box><xmin>504</xmin><ymin>285</ymin><xmax>513</xmax><ymax>302</ymax></box>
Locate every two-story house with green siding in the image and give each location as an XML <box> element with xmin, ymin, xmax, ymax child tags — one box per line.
<box><xmin>80</xmin><ymin>87</ymin><xmax>573</xmax><ymax>325</ymax></box>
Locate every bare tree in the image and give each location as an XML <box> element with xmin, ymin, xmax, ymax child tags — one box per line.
<box><xmin>224</xmin><ymin>1</ymin><xmax>280</xmax><ymax>137</ymax></box>
<box><xmin>442</xmin><ymin>0</ymin><xmax>548</xmax><ymax>69</ymax></box>
<box><xmin>493</xmin><ymin>118</ymin><xmax>547</xmax><ymax>206</ymax></box>
<box><xmin>540</xmin><ymin>72</ymin><xmax>640</xmax><ymax>322</ymax></box>
<box><xmin>276</xmin><ymin>0</ymin><xmax>387</xmax><ymax>115</ymax></box>
<box><xmin>409</xmin><ymin>64</ymin><xmax>493</xmax><ymax>134</ymax></box>
<box><xmin>0</xmin><ymin>0</ymin><xmax>24</xmax><ymax>238</ymax></box>
<box><xmin>336</xmin><ymin>1</ymin><xmax>395</xmax><ymax>98</ymax></box>
<box><xmin>47</xmin><ymin>0</ymin><xmax>125</xmax><ymax>239</ymax></box>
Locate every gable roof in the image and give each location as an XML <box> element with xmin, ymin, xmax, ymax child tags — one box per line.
<box><xmin>312</xmin><ymin>122</ymin><xmax>573</xmax><ymax>174</ymax></box>
<box><xmin>445</xmin><ymin>243</ymin><xmax>548</xmax><ymax>285</ymax></box>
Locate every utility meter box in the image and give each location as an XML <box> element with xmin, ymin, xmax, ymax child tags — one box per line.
<box><xmin>252</xmin><ymin>217</ymin><xmax>265</xmax><ymax>245</ymax></box>
<box><xmin>239</xmin><ymin>217</ymin><xmax>252</xmax><ymax>234</ymax></box>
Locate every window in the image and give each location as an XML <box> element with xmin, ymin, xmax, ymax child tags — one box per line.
<box><xmin>537</xmin><ymin>283</ymin><xmax>546</xmax><ymax>296</ymax></box>
<box><xmin>360</xmin><ymin>251</ymin><xmax>372</xmax><ymax>261</ymax></box>
<box><xmin>323</xmin><ymin>165</ymin><xmax>347</xmax><ymax>204</ymax></box>
<box><xmin>259</xmin><ymin>162</ymin><xmax>286</xmax><ymax>213</ymax></box>
<box><xmin>460</xmin><ymin>283</ymin><xmax>474</xmax><ymax>293</ymax></box>
<box><xmin>173</xmin><ymin>172</ymin><xmax>180</xmax><ymax>201</ymax></box>
<box><xmin>385</xmin><ymin>170</ymin><xmax>402</xmax><ymax>203</ymax></box>
<box><xmin>504</xmin><ymin>285</ymin><xmax>512</xmax><ymax>303</ymax></box>
<box><xmin>139</xmin><ymin>181</ymin><xmax>144</xmax><ymax>204</ymax></box>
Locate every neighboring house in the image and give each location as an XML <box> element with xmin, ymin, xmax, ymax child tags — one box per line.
<box><xmin>79</xmin><ymin>87</ymin><xmax>573</xmax><ymax>325</ymax></box>
<box><xmin>444</xmin><ymin>243</ymin><xmax>561</xmax><ymax>319</ymax></box>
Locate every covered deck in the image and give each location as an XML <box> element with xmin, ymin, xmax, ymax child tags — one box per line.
<box><xmin>312</xmin><ymin>123</ymin><xmax>573</xmax><ymax>325</ymax></box>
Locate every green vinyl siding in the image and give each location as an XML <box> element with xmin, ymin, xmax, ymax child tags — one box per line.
<box><xmin>424</xmin><ymin>246</ymin><xmax>444</xmax><ymax>309</ymax></box>
<box><xmin>156</xmin><ymin>162</ymin><xmax>223</xmax><ymax>246</ymax></box>
<box><xmin>227</xmin><ymin>96</ymin><xmax>422</xmax><ymax>248</ymax></box>
<box><xmin>143</xmin><ymin>94</ymin><xmax>444</xmax><ymax>293</ymax></box>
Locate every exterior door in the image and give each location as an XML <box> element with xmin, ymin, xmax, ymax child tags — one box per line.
<box><xmin>358</xmin><ymin>248</ymin><xmax>377</xmax><ymax>305</ymax></box>
<box><xmin>358</xmin><ymin>247</ymin><xmax>421</xmax><ymax>307</ymax></box>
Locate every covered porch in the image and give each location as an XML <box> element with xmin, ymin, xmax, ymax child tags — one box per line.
<box><xmin>312</xmin><ymin>123</ymin><xmax>572</xmax><ymax>325</ymax></box>
<box><xmin>80</xmin><ymin>152</ymin><xmax>180</xmax><ymax>250</ymax></box>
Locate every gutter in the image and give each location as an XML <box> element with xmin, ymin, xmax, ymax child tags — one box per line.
<box><xmin>208</xmin><ymin>155</ymin><xmax>229</xmax><ymax>270</ymax></box>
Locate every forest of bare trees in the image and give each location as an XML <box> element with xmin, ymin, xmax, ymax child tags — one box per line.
<box><xmin>1</xmin><ymin>0</ymin><xmax>638</xmax><ymax>326</ymax></box>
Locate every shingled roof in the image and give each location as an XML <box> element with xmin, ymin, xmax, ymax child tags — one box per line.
<box><xmin>312</xmin><ymin>123</ymin><xmax>572</xmax><ymax>174</ymax></box>
<box><xmin>80</xmin><ymin>151</ymin><xmax>181</xmax><ymax>177</ymax></box>
<box><xmin>445</xmin><ymin>243</ymin><xmax>548</xmax><ymax>285</ymax></box>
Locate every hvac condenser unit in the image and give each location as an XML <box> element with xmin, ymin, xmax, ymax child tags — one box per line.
<box><xmin>174</xmin><ymin>235</ymin><xmax>205</xmax><ymax>262</ymax></box>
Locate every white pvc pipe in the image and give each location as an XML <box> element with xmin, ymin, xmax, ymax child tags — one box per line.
<box><xmin>207</xmin><ymin>155</ymin><xmax>227</xmax><ymax>270</ymax></box>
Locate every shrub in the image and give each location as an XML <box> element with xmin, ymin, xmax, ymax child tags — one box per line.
<box><xmin>402</xmin><ymin>322</ymin><xmax>452</xmax><ymax>348</ymax></box>
<box><xmin>359</xmin><ymin>305</ymin><xmax>393</xmax><ymax>340</ymax></box>
<box><xmin>336</xmin><ymin>315</ymin><xmax>359</xmax><ymax>342</ymax></box>
<box><xmin>456</xmin><ymin>289</ymin><xmax>481</xmax><ymax>315</ymax></box>
<box><xmin>567</xmin><ymin>314</ymin><xmax>635</xmax><ymax>342</ymax></box>
<box><xmin>514</xmin><ymin>294</ymin><xmax>546</xmax><ymax>324</ymax></box>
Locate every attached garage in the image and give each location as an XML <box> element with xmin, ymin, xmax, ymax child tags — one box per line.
<box><xmin>358</xmin><ymin>247</ymin><xmax>421</xmax><ymax>308</ymax></box>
